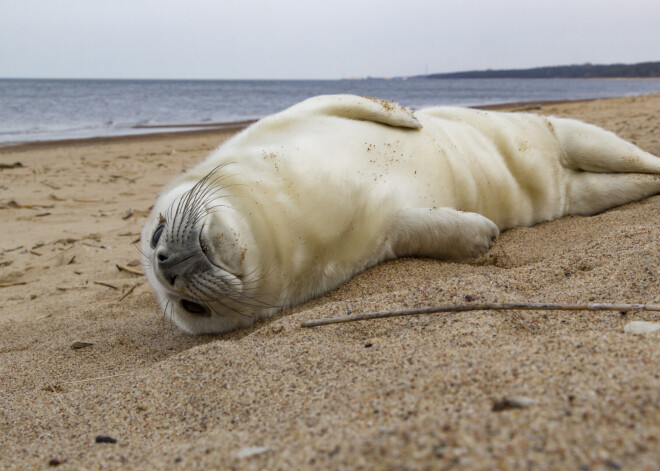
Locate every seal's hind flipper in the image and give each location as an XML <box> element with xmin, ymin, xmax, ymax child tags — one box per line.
<box><xmin>566</xmin><ymin>172</ymin><xmax>660</xmax><ymax>216</ymax></box>
<box><xmin>552</xmin><ymin>117</ymin><xmax>660</xmax><ymax>174</ymax></box>
<box><xmin>293</xmin><ymin>94</ymin><xmax>422</xmax><ymax>129</ymax></box>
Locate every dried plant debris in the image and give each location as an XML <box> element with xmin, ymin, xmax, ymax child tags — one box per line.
<box><xmin>94</xmin><ymin>436</ymin><xmax>117</xmax><ymax>444</ymax></box>
<box><xmin>0</xmin><ymin>162</ymin><xmax>23</xmax><ymax>169</ymax></box>
<box><xmin>116</xmin><ymin>264</ymin><xmax>144</xmax><ymax>276</ymax></box>
<box><xmin>492</xmin><ymin>397</ymin><xmax>537</xmax><ymax>412</ymax></box>
<box><xmin>70</xmin><ymin>341</ymin><xmax>94</xmax><ymax>350</ymax></box>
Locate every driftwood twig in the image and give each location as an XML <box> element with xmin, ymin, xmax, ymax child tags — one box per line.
<box><xmin>115</xmin><ymin>264</ymin><xmax>144</xmax><ymax>276</ymax></box>
<box><xmin>0</xmin><ymin>281</ymin><xmax>27</xmax><ymax>288</ymax></box>
<box><xmin>42</xmin><ymin>245</ymin><xmax>75</xmax><ymax>263</ymax></box>
<box><xmin>93</xmin><ymin>281</ymin><xmax>118</xmax><ymax>290</ymax></box>
<box><xmin>117</xmin><ymin>284</ymin><xmax>138</xmax><ymax>302</ymax></box>
<box><xmin>300</xmin><ymin>302</ymin><xmax>660</xmax><ymax>328</ymax></box>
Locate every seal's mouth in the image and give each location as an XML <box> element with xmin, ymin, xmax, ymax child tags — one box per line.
<box><xmin>180</xmin><ymin>299</ymin><xmax>211</xmax><ymax>317</ymax></box>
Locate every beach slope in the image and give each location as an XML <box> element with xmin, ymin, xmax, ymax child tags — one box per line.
<box><xmin>1</xmin><ymin>94</ymin><xmax>659</xmax><ymax>470</ymax></box>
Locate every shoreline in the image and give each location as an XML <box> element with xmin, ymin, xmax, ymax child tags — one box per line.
<box><xmin>0</xmin><ymin>120</ymin><xmax>256</xmax><ymax>154</ymax></box>
<box><xmin>2</xmin><ymin>93</ymin><xmax>655</xmax><ymax>153</ymax></box>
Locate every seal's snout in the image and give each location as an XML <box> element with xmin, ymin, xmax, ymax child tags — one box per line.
<box><xmin>155</xmin><ymin>246</ymin><xmax>208</xmax><ymax>289</ymax></box>
<box><xmin>155</xmin><ymin>247</ymin><xmax>170</xmax><ymax>266</ymax></box>
<box><xmin>156</xmin><ymin>249</ymin><xmax>178</xmax><ymax>286</ymax></box>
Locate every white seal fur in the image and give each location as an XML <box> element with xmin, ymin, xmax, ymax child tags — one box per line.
<box><xmin>141</xmin><ymin>95</ymin><xmax>660</xmax><ymax>334</ymax></box>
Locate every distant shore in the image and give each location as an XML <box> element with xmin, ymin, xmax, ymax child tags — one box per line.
<box><xmin>420</xmin><ymin>60</ymin><xmax>660</xmax><ymax>80</ymax></box>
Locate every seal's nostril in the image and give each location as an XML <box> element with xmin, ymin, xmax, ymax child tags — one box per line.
<box><xmin>168</xmin><ymin>274</ymin><xmax>177</xmax><ymax>286</ymax></box>
<box><xmin>158</xmin><ymin>253</ymin><xmax>167</xmax><ymax>262</ymax></box>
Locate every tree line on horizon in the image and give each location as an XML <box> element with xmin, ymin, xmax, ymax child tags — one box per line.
<box><xmin>422</xmin><ymin>61</ymin><xmax>660</xmax><ymax>79</ymax></box>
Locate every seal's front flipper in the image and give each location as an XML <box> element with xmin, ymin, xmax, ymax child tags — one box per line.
<box><xmin>383</xmin><ymin>208</ymin><xmax>499</xmax><ymax>261</ymax></box>
<box><xmin>292</xmin><ymin>94</ymin><xmax>423</xmax><ymax>129</ymax></box>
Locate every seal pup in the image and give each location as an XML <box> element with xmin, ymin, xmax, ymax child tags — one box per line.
<box><xmin>141</xmin><ymin>95</ymin><xmax>660</xmax><ymax>334</ymax></box>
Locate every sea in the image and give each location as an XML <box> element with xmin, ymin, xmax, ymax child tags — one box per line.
<box><xmin>2</xmin><ymin>78</ymin><xmax>660</xmax><ymax>145</ymax></box>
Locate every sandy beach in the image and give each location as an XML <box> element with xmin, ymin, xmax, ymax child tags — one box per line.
<box><xmin>1</xmin><ymin>94</ymin><xmax>659</xmax><ymax>470</ymax></box>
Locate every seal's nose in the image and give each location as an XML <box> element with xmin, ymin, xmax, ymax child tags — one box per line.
<box><xmin>156</xmin><ymin>249</ymin><xmax>177</xmax><ymax>286</ymax></box>
<box><xmin>156</xmin><ymin>246</ymin><xmax>212</xmax><ymax>288</ymax></box>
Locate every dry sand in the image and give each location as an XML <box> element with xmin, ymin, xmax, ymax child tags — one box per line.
<box><xmin>1</xmin><ymin>94</ymin><xmax>659</xmax><ymax>470</ymax></box>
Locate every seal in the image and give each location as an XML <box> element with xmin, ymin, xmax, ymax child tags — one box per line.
<box><xmin>141</xmin><ymin>95</ymin><xmax>660</xmax><ymax>334</ymax></box>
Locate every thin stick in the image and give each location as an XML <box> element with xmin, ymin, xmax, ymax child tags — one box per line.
<box><xmin>117</xmin><ymin>284</ymin><xmax>138</xmax><ymax>302</ymax></box>
<box><xmin>45</xmin><ymin>381</ymin><xmax>76</xmax><ymax>417</ymax></box>
<box><xmin>93</xmin><ymin>281</ymin><xmax>118</xmax><ymax>290</ymax></box>
<box><xmin>73</xmin><ymin>198</ymin><xmax>101</xmax><ymax>203</ymax></box>
<box><xmin>115</xmin><ymin>264</ymin><xmax>144</xmax><ymax>276</ymax></box>
<box><xmin>42</xmin><ymin>245</ymin><xmax>75</xmax><ymax>263</ymax></box>
<box><xmin>300</xmin><ymin>302</ymin><xmax>660</xmax><ymax>328</ymax></box>
<box><xmin>0</xmin><ymin>281</ymin><xmax>27</xmax><ymax>288</ymax></box>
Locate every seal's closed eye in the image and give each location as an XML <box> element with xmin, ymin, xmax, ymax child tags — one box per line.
<box><xmin>151</xmin><ymin>223</ymin><xmax>165</xmax><ymax>248</ymax></box>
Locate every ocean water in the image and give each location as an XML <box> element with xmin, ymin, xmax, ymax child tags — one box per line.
<box><xmin>2</xmin><ymin>78</ymin><xmax>660</xmax><ymax>145</ymax></box>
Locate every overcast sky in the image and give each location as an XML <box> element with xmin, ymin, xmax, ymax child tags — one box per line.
<box><xmin>1</xmin><ymin>0</ymin><xmax>659</xmax><ymax>80</ymax></box>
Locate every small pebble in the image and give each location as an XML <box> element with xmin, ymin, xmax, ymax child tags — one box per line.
<box><xmin>623</xmin><ymin>321</ymin><xmax>660</xmax><ymax>334</ymax></box>
<box><xmin>95</xmin><ymin>435</ymin><xmax>117</xmax><ymax>444</ymax></box>
<box><xmin>492</xmin><ymin>396</ymin><xmax>537</xmax><ymax>412</ymax></box>
<box><xmin>71</xmin><ymin>341</ymin><xmax>94</xmax><ymax>350</ymax></box>
<box><xmin>48</xmin><ymin>458</ymin><xmax>62</xmax><ymax>467</ymax></box>
<box><xmin>270</xmin><ymin>325</ymin><xmax>284</xmax><ymax>334</ymax></box>
<box><xmin>236</xmin><ymin>446</ymin><xmax>272</xmax><ymax>459</ymax></box>
<box><xmin>364</xmin><ymin>337</ymin><xmax>383</xmax><ymax>348</ymax></box>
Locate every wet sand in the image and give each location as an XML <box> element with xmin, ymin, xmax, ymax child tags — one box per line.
<box><xmin>0</xmin><ymin>94</ymin><xmax>659</xmax><ymax>470</ymax></box>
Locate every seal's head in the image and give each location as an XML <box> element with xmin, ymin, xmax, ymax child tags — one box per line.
<box><xmin>141</xmin><ymin>168</ymin><xmax>269</xmax><ymax>334</ymax></box>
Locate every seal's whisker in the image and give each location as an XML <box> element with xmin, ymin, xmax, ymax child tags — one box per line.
<box><xmin>160</xmin><ymin>298</ymin><xmax>171</xmax><ymax>328</ymax></box>
<box><xmin>166</xmin><ymin>176</ymin><xmax>239</xmax><ymax>243</ymax></box>
<box><xmin>158</xmin><ymin>295</ymin><xmax>172</xmax><ymax>315</ymax></box>
<box><xmin>166</xmin><ymin>299</ymin><xmax>177</xmax><ymax>332</ymax></box>
<box><xmin>136</xmin><ymin>247</ymin><xmax>153</xmax><ymax>272</ymax></box>
<box><xmin>187</xmin><ymin>284</ymin><xmax>255</xmax><ymax>319</ymax></box>
<box><xmin>235</xmin><ymin>262</ymin><xmax>279</xmax><ymax>297</ymax></box>
<box><xmin>134</xmin><ymin>241</ymin><xmax>148</xmax><ymax>259</ymax></box>
<box><xmin>198</xmin><ymin>268</ymin><xmax>268</xmax><ymax>292</ymax></box>
<box><xmin>193</xmin><ymin>274</ymin><xmax>278</xmax><ymax>311</ymax></box>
